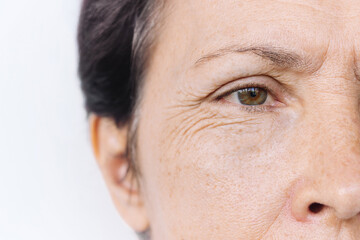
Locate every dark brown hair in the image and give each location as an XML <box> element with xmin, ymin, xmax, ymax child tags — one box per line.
<box><xmin>78</xmin><ymin>0</ymin><xmax>159</xmax><ymax>125</ymax></box>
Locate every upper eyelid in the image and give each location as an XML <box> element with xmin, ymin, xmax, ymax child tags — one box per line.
<box><xmin>222</xmin><ymin>85</ymin><xmax>271</xmax><ymax>96</ymax></box>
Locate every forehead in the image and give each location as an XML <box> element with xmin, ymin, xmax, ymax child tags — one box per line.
<box><xmin>157</xmin><ymin>0</ymin><xmax>360</xmax><ymax>68</ymax></box>
<box><xmin>164</xmin><ymin>0</ymin><xmax>360</xmax><ymax>31</ymax></box>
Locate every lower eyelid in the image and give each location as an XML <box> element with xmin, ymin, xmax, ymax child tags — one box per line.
<box><xmin>219</xmin><ymin>91</ymin><xmax>285</xmax><ymax>114</ymax></box>
<box><xmin>243</xmin><ymin>105</ymin><xmax>275</xmax><ymax>113</ymax></box>
<box><xmin>217</xmin><ymin>98</ymin><xmax>278</xmax><ymax>114</ymax></box>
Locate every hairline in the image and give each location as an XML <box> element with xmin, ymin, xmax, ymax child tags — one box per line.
<box><xmin>126</xmin><ymin>1</ymin><xmax>166</xmax><ymax>239</ymax></box>
<box><xmin>127</xmin><ymin>0</ymin><xmax>165</xmax><ymax>179</ymax></box>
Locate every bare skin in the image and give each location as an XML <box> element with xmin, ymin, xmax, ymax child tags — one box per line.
<box><xmin>91</xmin><ymin>0</ymin><xmax>360</xmax><ymax>239</ymax></box>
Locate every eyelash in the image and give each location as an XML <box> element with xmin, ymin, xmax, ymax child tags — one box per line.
<box><xmin>215</xmin><ymin>82</ymin><xmax>278</xmax><ymax>114</ymax></box>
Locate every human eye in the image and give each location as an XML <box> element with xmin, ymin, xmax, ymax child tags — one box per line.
<box><xmin>215</xmin><ymin>78</ymin><xmax>284</xmax><ymax>113</ymax></box>
<box><xmin>225</xmin><ymin>86</ymin><xmax>270</xmax><ymax>105</ymax></box>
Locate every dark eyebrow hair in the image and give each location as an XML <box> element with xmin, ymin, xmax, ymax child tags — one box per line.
<box><xmin>194</xmin><ymin>45</ymin><xmax>310</xmax><ymax>70</ymax></box>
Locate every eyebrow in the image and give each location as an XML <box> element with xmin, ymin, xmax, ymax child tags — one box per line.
<box><xmin>194</xmin><ymin>45</ymin><xmax>309</xmax><ymax>70</ymax></box>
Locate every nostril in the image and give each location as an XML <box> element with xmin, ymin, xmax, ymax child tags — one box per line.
<box><xmin>309</xmin><ymin>203</ymin><xmax>324</xmax><ymax>214</ymax></box>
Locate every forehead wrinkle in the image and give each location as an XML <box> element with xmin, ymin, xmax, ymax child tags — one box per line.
<box><xmin>272</xmin><ymin>0</ymin><xmax>356</xmax><ymax>18</ymax></box>
<box><xmin>194</xmin><ymin>44</ymin><xmax>314</xmax><ymax>72</ymax></box>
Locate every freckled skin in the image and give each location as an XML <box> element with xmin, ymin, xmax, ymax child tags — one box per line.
<box><xmin>129</xmin><ymin>0</ymin><xmax>360</xmax><ymax>239</ymax></box>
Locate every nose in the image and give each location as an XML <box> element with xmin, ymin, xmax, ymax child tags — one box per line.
<box><xmin>292</xmin><ymin>181</ymin><xmax>360</xmax><ymax>221</ymax></box>
<box><xmin>291</xmin><ymin>111</ymin><xmax>360</xmax><ymax>222</ymax></box>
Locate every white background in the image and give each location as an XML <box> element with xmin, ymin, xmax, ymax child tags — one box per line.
<box><xmin>0</xmin><ymin>1</ymin><xmax>137</xmax><ymax>239</ymax></box>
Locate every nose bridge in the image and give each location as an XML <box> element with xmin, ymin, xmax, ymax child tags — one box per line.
<box><xmin>310</xmin><ymin>99</ymin><xmax>360</xmax><ymax>174</ymax></box>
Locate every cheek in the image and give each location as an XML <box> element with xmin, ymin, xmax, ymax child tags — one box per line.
<box><xmin>138</xmin><ymin>102</ymin><xmax>299</xmax><ymax>239</ymax></box>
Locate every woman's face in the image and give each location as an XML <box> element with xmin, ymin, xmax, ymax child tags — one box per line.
<box><xmin>94</xmin><ymin>0</ymin><xmax>360</xmax><ymax>239</ymax></box>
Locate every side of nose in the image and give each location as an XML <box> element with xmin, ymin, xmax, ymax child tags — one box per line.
<box><xmin>291</xmin><ymin>113</ymin><xmax>360</xmax><ymax>222</ymax></box>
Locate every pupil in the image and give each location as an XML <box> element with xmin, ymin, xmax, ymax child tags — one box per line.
<box><xmin>249</xmin><ymin>89</ymin><xmax>257</xmax><ymax>98</ymax></box>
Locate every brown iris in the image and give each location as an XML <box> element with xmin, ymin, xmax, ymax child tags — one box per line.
<box><xmin>237</xmin><ymin>87</ymin><xmax>267</xmax><ymax>105</ymax></box>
